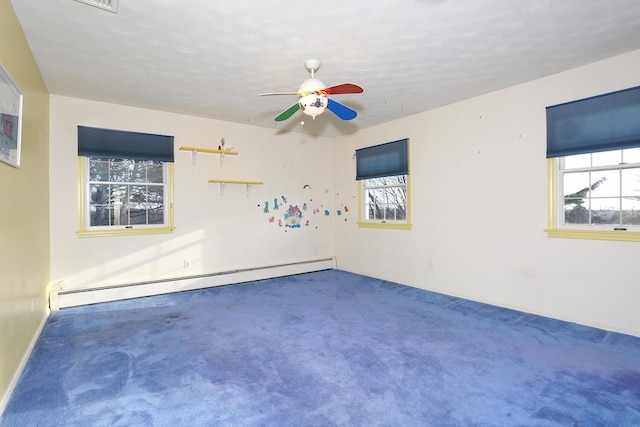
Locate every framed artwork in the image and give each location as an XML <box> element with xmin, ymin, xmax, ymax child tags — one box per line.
<box><xmin>0</xmin><ymin>63</ymin><xmax>23</xmax><ymax>168</ymax></box>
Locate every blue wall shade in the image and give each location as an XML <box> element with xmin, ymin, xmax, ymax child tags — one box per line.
<box><xmin>78</xmin><ymin>126</ymin><xmax>174</xmax><ymax>162</ymax></box>
<box><xmin>546</xmin><ymin>86</ymin><xmax>640</xmax><ymax>158</ymax></box>
<box><xmin>356</xmin><ymin>138</ymin><xmax>409</xmax><ymax>180</ymax></box>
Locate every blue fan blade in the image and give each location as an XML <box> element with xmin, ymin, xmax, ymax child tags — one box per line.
<box><xmin>275</xmin><ymin>103</ymin><xmax>300</xmax><ymax>121</ymax></box>
<box><xmin>327</xmin><ymin>98</ymin><xmax>357</xmax><ymax>120</ymax></box>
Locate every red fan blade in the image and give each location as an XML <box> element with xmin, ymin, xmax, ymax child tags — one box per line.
<box><xmin>323</xmin><ymin>83</ymin><xmax>364</xmax><ymax>95</ymax></box>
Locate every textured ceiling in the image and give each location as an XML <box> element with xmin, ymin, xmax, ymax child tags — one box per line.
<box><xmin>10</xmin><ymin>0</ymin><xmax>640</xmax><ymax>137</ymax></box>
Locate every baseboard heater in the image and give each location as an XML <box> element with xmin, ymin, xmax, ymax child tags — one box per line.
<box><xmin>50</xmin><ymin>257</ymin><xmax>336</xmax><ymax>310</ymax></box>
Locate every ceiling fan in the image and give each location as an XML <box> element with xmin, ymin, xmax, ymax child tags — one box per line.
<box><xmin>259</xmin><ymin>59</ymin><xmax>364</xmax><ymax>122</ymax></box>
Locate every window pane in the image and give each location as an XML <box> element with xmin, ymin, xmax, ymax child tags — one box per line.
<box><xmin>621</xmin><ymin>168</ymin><xmax>640</xmax><ymax>197</ymax></box>
<box><xmin>622</xmin><ymin>147</ymin><xmax>640</xmax><ymax>164</ymax></box>
<box><xmin>89</xmin><ymin>159</ymin><xmax>109</xmax><ymax>181</ymax></box>
<box><xmin>590</xmin><ymin>171</ymin><xmax>619</xmax><ymax>197</ymax></box>
<box><xmin>387</xmin><ymin>204</ymin><xmax>406</xmax><ymax>220</ymax></box>
<box><xmin>148</xmin><ymin>186</ymin><xmax>164</xmax><ymax>207</ymax></box>
<box><xmin>110</xmin><ymin>160</ymin><xmax>135</xmax><ymax>182</ymax></box>
<box><xmin>592</xmin><ymin>150</ymin><xmax>622</xmax><ymax>167</ymax></box>
<box><xmin>111</xmin><ymin>184</ymin><xmax>128</xmax><ymax>205</ymax></box>
<box><xmin>591</xmin><ymin>198</ymin><xmax>619</xmax><ymax>225</ymax></box>
<box><xmin>130</xmin><ymin>184</ymin><xmax>147</xmax><ymax>206</ymax></box>
<box><xmin>366</xmin><ymin>188</ymin><xmax>383</xmax><ymax>220</ymax></box>
<box><xmin>129</xmin><ymin>208</ymin><xmax>147</xmax><ymax>225</ymax></box>
<box><xmin>367</xmin><ymin>202</ymin><xmax>379</xmax><ymax>220</ymax></box>
<box><xmin>132</xmin><ymin>162</ymin><xmax>148</xmax><ymax>183</ymax></box>
<box><xmin>564</xmin><ymin>204</ymin><xmax>589</xmax><ymax>224</ymax></box>
<box><xmin>91</xmin><ymin>206</ymin><xmax>113</xmax><ymax>226</ymax></box>
<box><xmin>366</xmin><ymin>175</ymin><xmax>407</xmax><ymax>187</ymax></box>
<box><xmin>90</xmin><ymin>184</ymin><xmax>109</xmax><ymax>204</ymax></box>
<box><xmin>564</xmin><ymin>153</ymin><xmax>590</xmax><ymax>169</ymax></box>
<box><xmin>113</xmin><ymin>185</ymin><xmax>129</xmax><ymax>226</ymax></box>
<box><xmin>146</xmin><ymin>162</ymin><xmax>164</xmax><ymax>183</ymax></box>
<box><xmin>622</xmin><ymin>198</ymin><xmax>640</xmax><ymax>225</ymax></box>
<box><xmin>388</xmin><ymin>186</ymin><xmax>407</xmax><ymax>206</ymax></box>
<box><xmin>148</xmin><ymin>204</ymin><xmax>164</xmax><ymax>224</ymax></box>
<box><xmin>563</xmin><ymin>171</ymin><xmax>589</xmax><ymax>203</ymax></box>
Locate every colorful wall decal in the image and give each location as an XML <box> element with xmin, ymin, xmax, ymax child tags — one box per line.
<box><xmin>258</xmin><ymin>189</ymin><xmax>351</xmax><ymax>231</ymax></box>
<box><xmin>284</xmin><ymin>205</ymin><xmax>303</xmax><ymax>228</ymax></box>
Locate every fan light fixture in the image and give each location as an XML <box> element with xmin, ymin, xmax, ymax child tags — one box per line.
<box><xmin>299</xmin><ymin>93</ymin><xmax>328</xmax><ymax>119</ymax></box>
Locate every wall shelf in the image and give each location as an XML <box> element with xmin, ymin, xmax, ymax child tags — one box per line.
<box><xmin>179</xmin><ymin>146</ymin><xmax>238</xmax><ymax>155</ymax></box>
<box><xmin>179</xmin><ymin>145</ymin><xmax>238</xmax><ymax>167</ymax></box>
<box><xmin>208</xmin><ymin>179</ymin><xmax>263</xmax><ymax>197</ymax></box>
<box><xmin>180</xmin><ymin>142</ymin><xmax>263</xmax><ymax>195</ymax></box>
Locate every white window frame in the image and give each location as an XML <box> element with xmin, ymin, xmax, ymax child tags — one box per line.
<box><xmin>546</xmin><ymin>148</ymin><xmax>640</xmax><ymax>242</ymax></box>
<box><xmin>358</xmin><ymin>174</ymin><xmax>411</xmax><ymax>229</ymax></box>
<box><xmin>77</xmin><ymin>156</ymin><xmax>174</xmax><ymax>237</ymax></box>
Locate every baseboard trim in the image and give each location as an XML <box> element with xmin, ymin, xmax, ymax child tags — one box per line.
<box><xmin>50</xmin><ymin>257</ymin><xmax>336</xmax><ymax>310</ymax></box>
<box><xmin>0</xmin><ymin>311</ymin><xmax>48</xmax><ymax>417</ymax></box>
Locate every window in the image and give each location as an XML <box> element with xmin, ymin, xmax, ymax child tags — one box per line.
<box><xmin>77</xmin><ymin>126</ymin><xmax>175</xmax><ymax>237</ymax></box>
<box><xmin>362</xmin><ymin>175</ymin><xmax>408</xmax><ymax>222</ymax></box>
<box><xmin>356</xmin><ymin>138</ymin><xmax>411</xmax><ymax>229</ymax></box>
<box><xmin>546</xmin><ymin>86</ymin><xmax>640</xmax><ymax>241</ymax></box>
<box><xmin>552</xmin><ymin>148</ymin><xmax>640</xmax><ymax>232</ymax></box>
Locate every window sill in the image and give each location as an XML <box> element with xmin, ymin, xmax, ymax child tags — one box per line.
<box><xmin>545</xmin><ymin>228</ymin><xmax>640</xmax><ymax>242</ymax></box>
<box><xmin>77</xmin><ymin>227</ymin><xmax>174</xmax><ymax>238</ymax></box>
<box><xmin>358</xmin><ymin>221</ymin><xmax>412</xmax><ymax>230</ymax></box>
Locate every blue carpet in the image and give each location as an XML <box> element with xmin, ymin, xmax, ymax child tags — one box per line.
<box><xmin>2</xmin><ymin>270</ymin><xmax>640</xmax><ymax>426</ymax></box>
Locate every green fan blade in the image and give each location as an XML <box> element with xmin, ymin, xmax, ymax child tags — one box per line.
<box><xmin>275</xmin><ymin>103</ymin><xmax>300</xmax><ymax>121</ymax></box>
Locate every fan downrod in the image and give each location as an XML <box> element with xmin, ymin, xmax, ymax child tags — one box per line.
<box><xmin>304</xmin><ymin>59</ymin><xmax>321</xmax><ymax>78</ymax></box>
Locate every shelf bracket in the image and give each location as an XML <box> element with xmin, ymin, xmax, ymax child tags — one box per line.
<box><xmin>215</xmin><ymin>183</ymin><xmax>255</xmax><ymax>197</ymax></box>
<box><xmin>191</xmin><ymin>150</ymin><xmax>197</xmax><ymax>166</ymax></box>
<box><xmin>209</xmin><ymin>180</ymin><xmax>263</xmax><ymax>197</ymax></box>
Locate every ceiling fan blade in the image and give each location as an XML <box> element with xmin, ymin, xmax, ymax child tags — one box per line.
<box><xmin>327</xmin><ymin>98</ymin><xmax>357</xmax><ymax>120</ymax></box>
<box><xmin>324</xmin><ymin>83</ymin><xmax>364</xmax><ymax>95</ymax></box>
<box><xmin>259</xmin><ymin>92</ymin><xmax>299</xmax><ymax>96</ymax></box>
<box><xmin>275</xmin><ymin>103</ymin><xmax>300</xmax><ymax>121</ymax></box>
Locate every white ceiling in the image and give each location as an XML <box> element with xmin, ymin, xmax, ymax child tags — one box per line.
<box><xmin>10</xmin><ymin>0</ymin><xmax>640</xmax><ymax>137</ymax></box>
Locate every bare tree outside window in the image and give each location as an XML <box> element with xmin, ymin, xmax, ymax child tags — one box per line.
<box><xmin>364</xmin><ymin>175</ymin><xmax>407</xmax><ymax>222</ymax></box>
<box><xmin>561</xmin><ymin>148</ymin><xmax>640</xmax><ymax>227</ymax></box>
<box><xmin>88</xmin><ymin>158</ymin><xmax>166</xmax><ymax>227</ymax></box>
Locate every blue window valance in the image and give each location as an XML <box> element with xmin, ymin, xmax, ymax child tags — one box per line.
<box><xmin>546</xmin><ymin>86</ymin><xmax>640</xmax><ymax>158</ymax></box>
<box><xmin>356</xmin><ymin>138</ymin><xmax>409</xmax><ymax>180</ymax></box>
<box><xmin>78</xmin><ymin>126</ymin><xmax>174</xmax><ymax>162</ymax></box>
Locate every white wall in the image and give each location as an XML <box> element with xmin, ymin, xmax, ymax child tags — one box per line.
<box><xmin>49</xmin><ymin>96</ymin><xmax>337</xmax><ymax>291</ymax></box>
<box><xmin>334</xmin><ymin>49</ymin><xmax>640</xmax><ymax>337</ymax></box>
<box><xmin>49</xmin><ymin>50</ymin><xmax>640</xmax><ymax>337</ymax></box>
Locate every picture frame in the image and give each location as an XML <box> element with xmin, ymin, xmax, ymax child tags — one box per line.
<box><xmin>0</xmin><ymin>62</ymin><xmax>23</xmax><ymax>168</ymax></box>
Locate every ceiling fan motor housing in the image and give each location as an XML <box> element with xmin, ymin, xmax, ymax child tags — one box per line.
<box><xmin>298</xmin><ymin>78</ymin><xmax>326</xmax><ymax>94</ymax></box>
<box><xmin>299</xmin><ymin>93</ymin><xmax>328</xmax><ymax>118</ymax></box>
